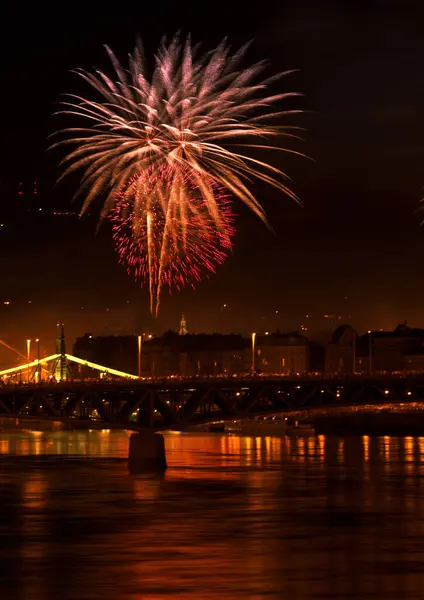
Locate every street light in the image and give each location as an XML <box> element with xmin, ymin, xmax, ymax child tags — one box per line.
<box><xmin>137</xmin><ymin>335</ymin><xmax>142</xmax><ymax>378</ymax></box>
<box><xmin>26</xmin><ymin>339</ymin><xmax>31</xmax><ymax>383</ymax></box>
<box><xmin>368</xmin><ymin>330</ymin><xmax>372</xmax><ymax>374</ymax></box>
<box><xmin>251</xmin><ymin>332</ymin><xmax>256</xmax><ymax>374</ymax></box>
<box><xmin>36</xmin><ymin>338</ymin><xmax>40</xmax><ymax>383</ymax></box>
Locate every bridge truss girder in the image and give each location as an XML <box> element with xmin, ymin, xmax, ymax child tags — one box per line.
<box><xmin>0</xmin><ymin>377</ymin><xmax>423</xmax><ymax>430</ymax></box>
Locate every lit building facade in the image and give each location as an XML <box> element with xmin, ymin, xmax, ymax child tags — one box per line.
<box><xmin>327</xmin><ymin>322</ymin><xmax>424</xmax><ymax>374</ymax></box>
<box><xmin>255</xmin><ymin>333</ymin><xmax>309</xmax><ymax>375</ymax></box>
<box><xmin>74</xmin><ymin>330</ymin><xmax>311</xmax><ymax>378</ymax></box>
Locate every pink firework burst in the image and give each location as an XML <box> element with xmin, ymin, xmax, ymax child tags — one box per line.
<box><xmin>110</xmin><ymin>169</ymin><xmax>235</xmax><ymax>316</ymax></box>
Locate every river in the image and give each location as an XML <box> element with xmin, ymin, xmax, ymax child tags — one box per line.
<box><xmin>0</xmin><ymin>430</ymin><xmax>424</xmax><ymax>599</ymax></box>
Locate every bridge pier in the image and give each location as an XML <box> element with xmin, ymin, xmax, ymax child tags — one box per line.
<box><xmin>128</xmin><ymin>432</ymin><xmax>167</xmax><ymax>472</ymax></box>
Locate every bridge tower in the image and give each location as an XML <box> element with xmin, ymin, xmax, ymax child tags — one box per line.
<box><xmin>179</xmin><ymin>313</ymin><xmax>188</xmax><ymax>336</ymax></box>
<box><xmin>54</xmin><ymin>322</ymin><xmax>69</xmax><ymax>381</ymax></box>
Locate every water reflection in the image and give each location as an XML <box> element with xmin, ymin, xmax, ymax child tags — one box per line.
<box><xmin>0</xmin><ymin>430</ymin><xmax>131</xmax><ymax>458</ymax></box>
<box><xmin>1</xmin><ymin>431</ymin><xmax>424</xmax><ymax>598</ymax></box>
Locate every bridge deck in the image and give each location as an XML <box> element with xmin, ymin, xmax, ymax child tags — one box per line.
<box><xmin>0</xmin><ymin>375</ymin><xmax>423</xmax><ymax>431</ymax></box>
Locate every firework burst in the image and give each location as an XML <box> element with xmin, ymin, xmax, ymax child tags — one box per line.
<box><xmin>111</xmin><ymin>170</ymin><xmax>235</xmax><ymax>315</ymax></box>
<box><xmin>53</xmin><ymin>34</ymin><xmax>304</xmax><ymax>314</ymax></box>
<box><xmin>54</xmin><ymin>33</ymin><xmax>303</xmax><ymax>219</ymax></box>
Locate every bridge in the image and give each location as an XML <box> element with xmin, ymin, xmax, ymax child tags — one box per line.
<box><xmin>0</xmin><ymin>324</ymin><xmax>139</xmax><ymax>384</ymax></box>
<box><xmin>0</xmin><ymin>375</ymin><xmax>424</xmax><ymax>432</ymax></box>
<box><xmin>2</xmin><ymin>324</ymin><xmax>424</xmax><ymax>468</ymax></box>
<box><xmin>0</xmin><ymin>352</ymin><xmax>138</xmax><ymax>383</ymax></box>
<box><xmin>1</xmin><ymin>370</ymin><xmax>424</xmax><ymax>469</ymax></box>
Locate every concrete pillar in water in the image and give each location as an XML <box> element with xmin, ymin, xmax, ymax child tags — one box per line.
<box><xmin>128</xmin><ymin>432</ymin><xmax>167</xmax><ymax>472</ymax></box>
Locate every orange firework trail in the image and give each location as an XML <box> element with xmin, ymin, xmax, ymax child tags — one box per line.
<box><xmin>52</xmin><ymin>33</ymin><xmax>304</xmax><ymax>315</ymax></box>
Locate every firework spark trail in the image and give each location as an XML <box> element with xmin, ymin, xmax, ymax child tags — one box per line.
<box><xmin>53</xmin><ymin>33</ymin><xmax>304</xmax><ymax>314</ymax></box>
<box><xmin>111</xmin><ymin>175</ymin><xmax>235</xmax><ymax>316</ymax></box>
<box><xmin>155</xmin><ymin>195</ymin><xmax>174</xmax><ymax>317</ymax></box>
<box><xmin>146</xmin><ymin>211</ymin><xmax>155</xmax><ymax>315</ymax></box>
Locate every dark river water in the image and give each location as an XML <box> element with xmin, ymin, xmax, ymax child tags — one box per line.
<box><xmin>1</xmin><ymin>431</ymin><xmax>424</xmax><ymax>599</ymax></box>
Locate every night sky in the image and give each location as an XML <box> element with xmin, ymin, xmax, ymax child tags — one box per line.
<box><xmin>0</xmin><ymin>0</ymin><xmax>424</xmax><ymax>355</ymax></box>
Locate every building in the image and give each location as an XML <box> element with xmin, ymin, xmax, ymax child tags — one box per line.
<box><xmin>142</xmin><ymin>331</ymin><xmax>310</xmax><ymax>376</ymax></box>
<box><xmin>325</xmin><ymin>325</ymin><xmax>357</xmax><ymax>374</ymax></box>
<box><xmin>357</xmin><ymin>323</ymin><xmax>424</xmax><ymax>373</ymax></box>
<box><xmin>142</xmin><ymin>332</ymin><xmax>250</xmax><ymax>377</ymax></box>
<box><xmin>142</xmin><ymin>331</ymin><xmax>184</xmax><ymax>377</ymax></box>
<box><xmin>74</xmin><ymin>334</ymin><xmax>139</xmax><ymax>376</ymax></box>
<box><xmin>255</xmin><ymin>333</ymin><xmax>309</xmax><ymax>375</ymax></box>
<box><xmin>326</xmin><ymin>322</ymin><xmax>424</xmax><ymax>374</ymax></box>
<box><xmin>73</xmin><ymin>329</ymin><xmax>311</xmax><ymax>378</ymax></box>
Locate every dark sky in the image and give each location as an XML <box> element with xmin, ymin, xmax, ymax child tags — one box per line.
<box><xmin>0</xmin><ymin>0</ymin><xmax>424</xmax><ymax>354</ymax></box>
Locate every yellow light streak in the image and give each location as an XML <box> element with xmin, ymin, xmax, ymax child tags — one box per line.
<box><xmin>0</xmin><ymin>354</ymin><xmax>61</xmax><ymax>376</ymax></box>
<box><xmin>65</xmin><ymin>354</ymin><xmax>138</xmax><ymax>379</ymax></box>
<box><xmin>0</xmin><ymin>353</ymin><xmax>138</xmax><ymax>380</ymax></box>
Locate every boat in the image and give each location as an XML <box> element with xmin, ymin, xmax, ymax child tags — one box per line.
<box><xmin>207</xmin><ymin>422</ymin><xmax>226</xmax><ymax>433</ymax></box>
<box><xmin>226</xmin><ymin>416</ymin><xmax>294</xmax><ymax>435</ymax></box>
<box><xmin>285</xmin><ymin>424</ymin><xmax>316</xmax><ymax>436</ymax></box>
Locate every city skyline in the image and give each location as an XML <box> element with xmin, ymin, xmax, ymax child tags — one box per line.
<box><xmin>0</xmin><ymin>312</ymin><xmax>422</xmax><ymax>373</ymax></box>
<box><xmin>2</xmin><ymin>5</ymin><xmax>424</xmax><ymax>600</ymax></box>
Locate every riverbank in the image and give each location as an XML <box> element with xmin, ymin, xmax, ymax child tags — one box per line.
<box><xmin>315</xmin><ymin>411</ymin><xmax>424</xmax><ymax>436</ymax></box>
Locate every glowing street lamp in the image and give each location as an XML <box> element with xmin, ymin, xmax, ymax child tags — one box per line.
<box><xmin>137</xmin><ymin>335</ymin><xmax>142</xmax><ymax>378</ymax></box>
<box><xmin>251</xmin><ymin>332</ymin><xmax>256</xmax><ymax>374</ymax></box>
<box><xmin>35</xmin><ymin>338</ymin><xmax>40</xmax><ymax>383</ymax></box>
<box><xmin>368</xmin><ymin>330</ymin><xmax>372</xmax><ymax>374</ymax></box>
<box><xmin>26</xmin><ymin>339</ymin><xmax>31</xmax><ymax>383</ymax></box>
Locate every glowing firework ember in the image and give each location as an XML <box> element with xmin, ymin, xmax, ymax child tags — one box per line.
<box><xmin>111</xmin><ymin>170</ymin><xmax>235</xmax><ymax>315</ymax></box>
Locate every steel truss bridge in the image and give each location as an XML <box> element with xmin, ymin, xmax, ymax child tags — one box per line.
<box><xmin>0</xmin><ymin>375</ymin><xmax>424</xmax><ymax>431</ymax></box>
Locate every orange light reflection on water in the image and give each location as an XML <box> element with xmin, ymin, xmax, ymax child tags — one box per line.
<box><xmin>1</xmin><ymin>431</ymin><xmax>424</xmax><ymax>598</ymax></box>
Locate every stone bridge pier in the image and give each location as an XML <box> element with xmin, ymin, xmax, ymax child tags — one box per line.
<box><xmin>128</xmin><ymin>432</ymin><xmax>167</xmax><ymax>472</ymax></box>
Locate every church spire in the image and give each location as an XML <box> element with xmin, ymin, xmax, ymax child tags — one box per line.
<box><xmin>179</xmin><ymin>313</ymin><xmax>188</xmax><ymax>335</ymax></box>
